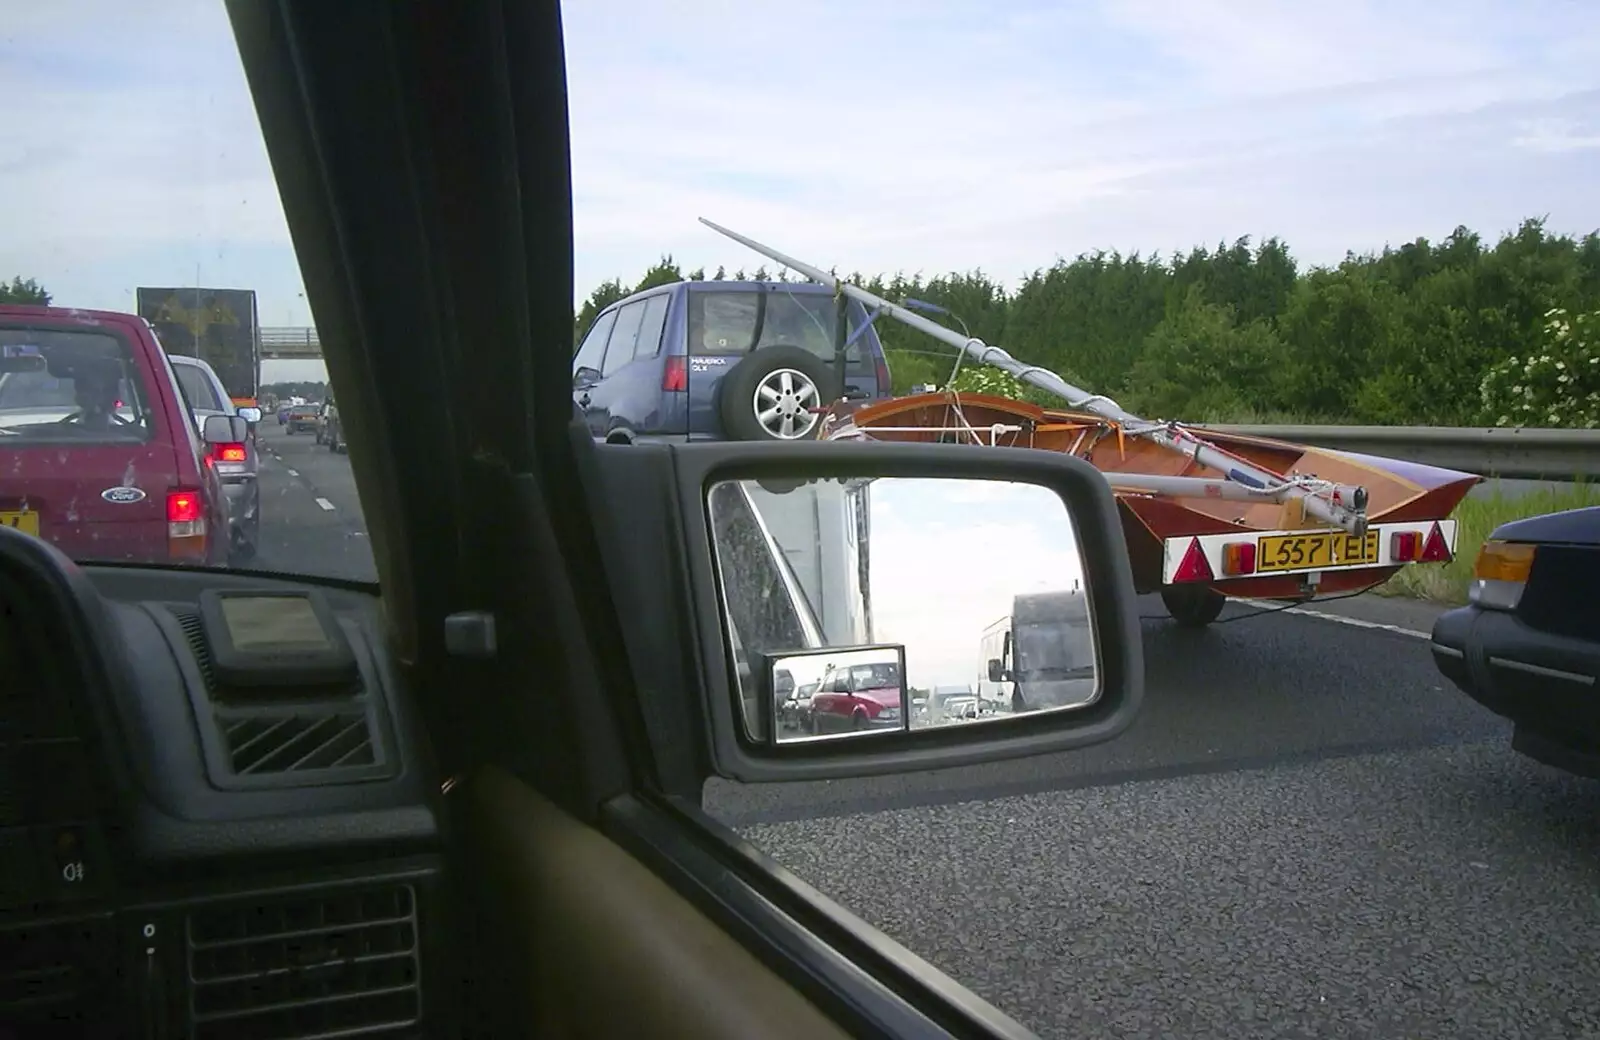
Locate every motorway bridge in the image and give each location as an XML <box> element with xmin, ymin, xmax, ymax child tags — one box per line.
<box><xmin>260</xmin><ymin>326</ymin><xmax>322</xmax><ymax>359</ymax></box>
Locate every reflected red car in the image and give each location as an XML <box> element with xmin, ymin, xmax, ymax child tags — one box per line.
<box><xmin>807</xmin><ymin>661</ymin><xmax>905</xmax><ymax>734</ymax></box>
<box><xmin>0</xmin><ymin>306</ymin><xmax>235</xmax><ymax>567</ymax></box>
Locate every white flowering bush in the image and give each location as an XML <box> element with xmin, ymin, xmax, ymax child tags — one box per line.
<box><xmin>945</xmin><ymin>364</ymin><xmax>1060</xmax><ymax>406</ymax></box>
<box><xmin>1479</xmin><ymin>307</ymin><xmax>1600</xmax><ymax>428</ymax></box>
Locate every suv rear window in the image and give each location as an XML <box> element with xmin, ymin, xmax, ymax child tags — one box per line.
<box><xmin>688</xmin><ymin>290</ymin><xmax>865</xmax><ymax>361</ymax></box>
<box><xmin>0</xmin><ymin>328</ymin><xmax>154</xmax><ymax>443</ymax></box>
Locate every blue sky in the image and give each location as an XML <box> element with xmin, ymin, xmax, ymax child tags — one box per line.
<box><xmin>3</xmin><ymin>1</ymin><xmax>1599</xmax><ymax>384</ymax></box>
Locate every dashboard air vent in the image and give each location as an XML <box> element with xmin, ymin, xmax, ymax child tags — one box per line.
<box><xmin>186</xmin><ymin>884</ymin><xmax>421</xmax><ymax>1040</ymax></box>
<box><xmin>223</xmin><ymin>710</ymin><xmax>377</xmax><ymax>775</ymax></box>
<box><xmin>163</xmin><ymin>604</ymin><xmax>395</xmax><ymax>787</ymax></box>
<box><xmin>0</xmin><ymin>917</ymin><xmax>115</xmax><ymax>1029</ymax></box>
<box><xmin>174</xmin><ymin>607</ymin><xmax>218</xmax><ymax>693</ymax></box>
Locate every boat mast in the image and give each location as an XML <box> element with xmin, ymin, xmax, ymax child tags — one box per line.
<box><xmin>699</xmin><ymin>217</ymin><xmax>1369</xmax><ymax>536</ymax></box>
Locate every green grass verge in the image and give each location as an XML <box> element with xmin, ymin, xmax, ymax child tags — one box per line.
<box><xmin>1375</xmin><ymin>481</ymin><xmax>1600</xmax><ymax>604</ymax></box>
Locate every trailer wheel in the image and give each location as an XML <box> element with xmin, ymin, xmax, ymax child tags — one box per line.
<box><xmin>717</xmin><ymin>345</ymin><xmax>837</xmax><ymax>442</ymax></box>
<box><xmin>1161</xmin><ymin>585</ymin><xmax>1226</xmax><ymax>628</ymax></box>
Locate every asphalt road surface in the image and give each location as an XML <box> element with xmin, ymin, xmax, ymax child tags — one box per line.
<box><xmin>252</xmin><ymin>423</ymin><xmax>1600</xmax><ymax>1040</ymax></box>
<box><xmin>253</xmin><ymin>420</ymin><xmax>376</xmax><ymax>582</ymax></box>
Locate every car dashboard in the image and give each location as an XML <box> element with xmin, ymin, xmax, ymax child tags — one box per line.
<box><xmin>0</xmin><ymin>530</ymin><xmax>448</xmax><ymax>1039</ymax></box>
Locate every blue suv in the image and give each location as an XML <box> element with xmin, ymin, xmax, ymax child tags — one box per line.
<box><xmin>571</xmin><ymin>280</ymin><xmax>894</xmax><ymax>442</ymax></box>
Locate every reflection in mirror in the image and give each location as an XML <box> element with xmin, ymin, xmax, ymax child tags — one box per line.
<box><xmin>706</xmin><ymin>476</ymin><xmax>1097</xmax><ymax>745</ymax></box>
<box><xmin>766</xmin><ymin>645</ymin><xmax>908</xmax><ymax>742</ymax></box>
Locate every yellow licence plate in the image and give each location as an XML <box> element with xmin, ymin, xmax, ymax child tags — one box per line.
<box><xmin>1257</xmin><ymin>530</ymin><xmax>1380</xmax><ymax>572</ymax></box>
<box><xmin>0</xmin><ymin>511</ymin><xmax>40</xmax><ymax>537</ymax></box>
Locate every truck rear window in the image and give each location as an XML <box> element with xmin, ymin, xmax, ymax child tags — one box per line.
<box><xmin>0</xmin><ymin>329</ymin><xmax>154</xmax><ymax>443</ymax></box>
<box><xmin>688</xmin><ymin>290</ymin><xmax>867</xmax><ymax>361</ymax></box>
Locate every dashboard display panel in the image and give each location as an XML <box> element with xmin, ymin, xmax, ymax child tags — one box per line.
<box><xmin>198</xmin><ymin>590</ymin><xmax>358</xmax><ymax>691</ymax></box>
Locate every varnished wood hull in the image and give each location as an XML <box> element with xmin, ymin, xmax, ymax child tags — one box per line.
<box><xmin>818</xmin><ymin>393</ymin><xmax>1482</xmax><ymax>598</ymax></box>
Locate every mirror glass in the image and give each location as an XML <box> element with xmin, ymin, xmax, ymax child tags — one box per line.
<box><xmin>768</xmin><ymin>645</ymin><xmax>908</xmax><ymax>740</ymax></box>
<box><xmin>707</xmin><ymin>476</ymin><xmax>1098</xmax><ymax>745</ymax></box>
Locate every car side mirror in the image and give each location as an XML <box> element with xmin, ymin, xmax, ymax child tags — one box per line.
<box><xmin>236</xmin><ymin>406</ymin><xmax>262</xmax><ymax>424</ymax></box>
<box><xmin>986</xmin><ymin>657</ymin><xmax>1005</xmax><ymax>683</ymax></box>
<box><xmin>574</xmin><ymin>366</ymin><xmax>602</xmax><ymax>388</ymax></box>
<box><xmin>674</xmin><ymin>439</ymin><xmax>1143</xmax><ymax>782</ymax></box>
<box><xmin>202</xmin><ymin>414</ymin><xmax>250</xmax><ymax>444</ymax></box>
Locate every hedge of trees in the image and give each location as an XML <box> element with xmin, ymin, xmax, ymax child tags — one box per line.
<box><xmin>575</xmin><ymin>218</ymin><xmax>1600</xmax><ymax>428</ymax></box>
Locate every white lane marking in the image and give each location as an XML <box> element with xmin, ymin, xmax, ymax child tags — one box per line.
<box><xmin>1234</xmin><ymin>598</ymin><xmax>1431</xmax><ymax>640</ymax></box>
<box><xmin>286</xmin><ymin>468</ymin><xmax>299</xmax><ymax>477</ymax></box>
<box><xmin>315</xmin><ymin>497</ymin><xmax>336</xmax><ymax>511</ymax></box>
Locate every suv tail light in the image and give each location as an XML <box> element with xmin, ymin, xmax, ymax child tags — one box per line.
<box><xmin>662</xmin><ymin>355</ymin><xmax>687</xmax><ymax>392</ymax></box>
<box><xmin>166</xmin><ymin>489</ymin><xmax>208</xmax><ymax>560</ymax></box>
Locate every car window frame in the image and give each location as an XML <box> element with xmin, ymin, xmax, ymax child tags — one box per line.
<box><xmin>573</xmin><ymin>308</ymin><xmax>617</xmax><ymax>376</ymax></box>
<box><xmin>234</xmin><ymin>5</ymin><xmax>1050</xmax><ymax>1035</ymax></box>
<box><xmin>600</xmin><ymin>299</ymin><xmax>646</xmax><ymax>378</ymax></box>
<box><xmin>630</xmin><ymin>292</ymin><xmax>670</xmax><ymax>364</ymax></box>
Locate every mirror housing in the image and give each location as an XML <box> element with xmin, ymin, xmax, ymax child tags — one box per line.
<box><xmin>236</xmin><ymin>406</ymin><xmax>262</xmax><ymax>424</ymax></box>
<box><xmin>202</xmin><ymin>414</ymin><xmax>250</xmax><ymax>444</ymax></box>
<box><xmin>574</xmin><ymin>366</ymin><xmax>602</xmax><ymax>389</ymax></box>
<box><xmin>986</xmin><ymin>657</ymin><xmax>1005</xmax><ymax>683</ymax></box>
<box><xmin>671</xmin><ymin>439</ymin><xmax>1144</xmax><ymax>783</ymax></box>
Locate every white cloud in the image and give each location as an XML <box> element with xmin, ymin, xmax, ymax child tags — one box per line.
<box><xmin>1512</xmin><ymin>117</ymin><xmax>1600</xmax><ymax>153</ymax></box>
<box><xmin>864</xmin><ymin>478</ymin><xmax>1086</xmax><ymax>690</ymax></box>
<box><xmin>0</xmin><ymin>0</ymin><xmax>304</xmax><ymax>318</ymax></box>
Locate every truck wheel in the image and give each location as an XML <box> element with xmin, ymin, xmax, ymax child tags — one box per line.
<box><xmin>1161</xmin><ymin>585</ymin><xmax>1227</xmax><ymax>628</ymax></box>
<box><xmin>717</xmin><ymin>345</ymin><xmax>837</xmax><ymax>442</ymax></box>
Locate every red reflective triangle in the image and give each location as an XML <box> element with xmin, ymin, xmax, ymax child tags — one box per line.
<box><xmin>1172</xmin><ymin>537</ymin><xmax>1214</xmax><ymax>583</ymax></box>
<box><xmin>1419</xmin><ymin>522</ymin><xmax>1452</xmax><ymax>563</ymax></box>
